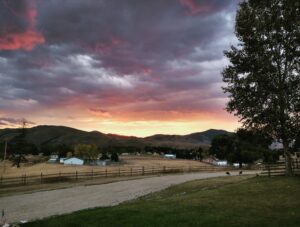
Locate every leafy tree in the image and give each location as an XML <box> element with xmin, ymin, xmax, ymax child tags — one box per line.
<box><xmin>210</xmin><ymin>129</ymin><xmax>270</xmax><ymax>168</ymax></box>
<box><xmin>222</xmin><ymin>0</ymin><xmax>300</xmax><ymax>175</ymax></box>
<box><xmin>210</xmin><ymin>134</ymin><xmax>235</xmax><ymax>162</ymax></box>
<box><xmin>9</xmin><ymin>154</ymin><xmax>26</xmax><ymax>168</ymax></box>
<box><xmin>111</xmin><ymin>152</ymin><xmax>119</xmax><ymax>162</ymax></box>
<box><xmin>74</xmin><ymin>144</ymin><xmax>99</xmax><ymax>161</ymax></box>
<box><xmin>236</xmin><ymin>128</ymin><xmax>272</xmax><ymax>149</ymax></box>
<box><xmin>196</xmin><ymin>147</ymin><xmax>204</xmax><ymax>161</ymax></box>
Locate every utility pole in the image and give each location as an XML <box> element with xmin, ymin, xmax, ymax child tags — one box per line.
<box><xmin>1</xmin><ymin>139</ymin><xmax>7</xmax><ymax>177</ymax></box>
<box><xmin>0</xmin><ymin>132</ymin><xmax>20</xmax><ymax>177</ymax></box>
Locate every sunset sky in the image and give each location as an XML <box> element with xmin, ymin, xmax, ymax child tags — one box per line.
<box><xmin>0</xmin><ymin>0</ymin><xmax>241</xmax><ymax>136</ymax></box>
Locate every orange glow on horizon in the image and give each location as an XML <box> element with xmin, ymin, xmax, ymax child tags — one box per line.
<box><xmin>1</xmin><ymin>108</ymin><xmax>240</xmax><ymax>137</ymax></box>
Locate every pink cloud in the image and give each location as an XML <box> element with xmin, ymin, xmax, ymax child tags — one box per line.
<box><xmin>0</xmin><ymin>30</ymin><xmax>44</xmax><ymax>51</ymax></box>
<box><xmin>180</xmin><ymin>0</ymin><xmax>213</xmax><ymax>15</ymax></box>
<box><xmin>0</xmin><ymin>1</ymin><xmax>44</xmax><ymax>51</ymax></box>
<box><xmin>89</xmin><ymin>107</ymin><xmax>111</xmax><ymax>117</ymax></box>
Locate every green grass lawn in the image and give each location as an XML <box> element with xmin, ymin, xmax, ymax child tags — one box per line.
<box><xmin>23</xmin><ymin>176</ymin><xmax>300</xmax><ymax>227</ymax></box>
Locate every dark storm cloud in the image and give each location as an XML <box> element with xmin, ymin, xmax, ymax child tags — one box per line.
<box><xmin>0</xmin><ymin>0</ymin><xmax>29</xmax><ymax>35</ymax></box>
<box><xmin>0</xmin><ymin>0</ymin><xmax>238</xmax><ymax>117</ymax></box>
<box><xmin>34</xmin><ymin>0</ymin><xmax>236</xmax><ymax>73</ymax></box>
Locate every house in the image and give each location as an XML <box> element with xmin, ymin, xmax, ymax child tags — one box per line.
<box><xmin>63</xmin><ymin>157</ymin><xmax>84</xmax><ymax>165</ymax></box>
<box><xmin>164</xmin><ymin>154</ymin><xmax>176</xmax><ymax>159</ymax></box>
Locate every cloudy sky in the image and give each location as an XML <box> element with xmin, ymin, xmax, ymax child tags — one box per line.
<box><xmin>0</xmin><ymin>0</ymin><xmax>240</xmax><ymax>136</ymax></box>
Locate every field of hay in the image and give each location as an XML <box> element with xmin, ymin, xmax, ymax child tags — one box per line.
<box><xmin>0</xmin><ymin>155</ymin><xmax>211</xmax><ymax>178</ymax></box>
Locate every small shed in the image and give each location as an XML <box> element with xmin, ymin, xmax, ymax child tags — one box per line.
<box><xmin>64</xmin><ymin>157</ymin><xmax>84</xmax><ymax>165</ymax></box>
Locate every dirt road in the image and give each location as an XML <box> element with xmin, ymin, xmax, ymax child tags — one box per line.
<box><xmin>0</xmin><ymin>171</ymin><xmax>255</xmax><ymax>223</ymax></box>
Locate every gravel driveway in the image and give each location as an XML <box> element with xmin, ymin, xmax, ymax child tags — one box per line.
<box><xmin>0</xmin><ymin>171</ymin><xmax>255</xmax><ymax>223</ymax></box>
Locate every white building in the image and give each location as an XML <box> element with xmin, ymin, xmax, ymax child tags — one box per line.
<box><xmin>214</xmin><ymin>160</ymin><xmax>228</xmax><ymax>166</ymax></box>
<box><xmin>164</xmin><ymin>154</ymin><xmax>176</xmax><ymax>159</ymax></box>
<box><xmin>64</xmin><ymin>157</ymin><xmax>84</xmax><ymax>165</ymax></box>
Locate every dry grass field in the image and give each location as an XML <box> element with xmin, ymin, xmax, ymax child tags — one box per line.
<box><xmin>1</xmin><ymin>155</ymin><xmax>211</xmax><ymax>178</ymax></box>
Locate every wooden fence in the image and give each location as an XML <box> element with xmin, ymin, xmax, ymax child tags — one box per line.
<box><xmin>0</xmin><ymin>165</ymin><xmax>233</xmax><ymax>188</ymax></box>
<box><xmin>261</xmin><ymin>159</ymin><xmax>300</xmax><ymax>176</ymax></box>
<box><xmin>3</xmin><ymin>160</ymin><xmax>297</xmax><ymax>187</ymax></box>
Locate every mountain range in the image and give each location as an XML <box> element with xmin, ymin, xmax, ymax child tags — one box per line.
<box><xmin>0</xmin><ymin>125</ymin><xmax>231</xmax><ymax>149</ymax></box>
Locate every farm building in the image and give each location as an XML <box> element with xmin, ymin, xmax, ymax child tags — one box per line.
<box><xmin>214</xmin><ymin>160</ymin><xmax>228</xmax><ymax>166</ymax></box>
<box><xmin>164</xmin><ymin>154</ymin><xmax>176</xmax><ymax>159</ymax></box>
<box><xmin>64</xmin><ymin>157</ymin><xmax>84</xmax><ymax>165</ymax></box>
<box><xmin>48</xmin><ymin>154</ymin><xmax>58</xmax><ymax>163</ymax></box>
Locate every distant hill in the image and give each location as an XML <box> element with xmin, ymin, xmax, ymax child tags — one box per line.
<box><xmin>0</xmin><ymin>125</ymin><xmax>232</xmax><ymax>149</ymax></box>
<box><xmin>145</xmin><ymin>129</ymin><xmax>232</xmax><ymax>148</ymax></box>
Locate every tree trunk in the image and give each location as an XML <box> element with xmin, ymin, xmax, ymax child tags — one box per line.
<box><xmin>283</xmin><ymin>141</ymin><xmax>293</xmax><ymax>176</ymax></box>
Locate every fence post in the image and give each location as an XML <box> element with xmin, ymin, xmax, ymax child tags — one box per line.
<box><xmin>76</xmin><ymin>171</ymin><xmax>78</xmax><ymax>181</ymax></box>
<box><xmin>105</xmin><ymin>168</ymin><xmax>107</xmax><ymax>177</ymax></box>
<box><xmin>142</xmin><ymin>166</ymin><xmax>144</xmax><ymax>175</ymax></box>
<box><xmin>91</xmin><ymin>169</ymin><xmax>93</xmax><ymax>179</ymax></box>
<box><xmin>59</xmin><ymin>171</ymin><xmax>61</xmax><ymax>181</ymax></box>
<box><xmin>24</xmin><ymin>174</ymin><xmax>26</xmax><ymax>185</ymax></box>
<box><xmin>41</xmin><ymin>172</ymin><xmax>43</xmax><ymax>184</ymax></box>
<box><xmin>118</xmin><ymin>168</ymin><xmax>121</xmax><ymax>177</ymax></box>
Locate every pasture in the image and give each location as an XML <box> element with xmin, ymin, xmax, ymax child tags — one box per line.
<box><xmin>1</xmin><ymin>155</ymin><xmax>211</xmax><ymax>178</ymax></box>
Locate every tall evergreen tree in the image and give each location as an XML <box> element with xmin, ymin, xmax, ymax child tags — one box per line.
<box><xmin>222</xmin><ymin>0</ymin><xmax>299</xmax><ymax>175</ymax></box>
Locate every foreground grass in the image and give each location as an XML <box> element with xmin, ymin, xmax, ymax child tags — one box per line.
<box><xmin>23</xmin><ymin>176</ymin><xmax>300</xmax><ymax>227</ymax></box>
